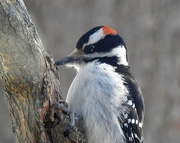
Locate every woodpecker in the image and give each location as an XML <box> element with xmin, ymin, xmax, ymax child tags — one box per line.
<box><xmin>56</xmin><ymin>26</ymin><xmax>145</xmax><ymax>143</ymax></box>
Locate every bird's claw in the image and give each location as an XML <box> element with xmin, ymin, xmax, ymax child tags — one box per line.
<box><xmin>50</xmin><ymin>100</ymin><xmax>75</xmax><ymax>136</ymax></box>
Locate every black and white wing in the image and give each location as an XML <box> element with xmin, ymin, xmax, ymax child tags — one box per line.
<box><xmin>117</xmin><ymin>66</ymin><xmax>145</xmax><ymax>143</ymax></box>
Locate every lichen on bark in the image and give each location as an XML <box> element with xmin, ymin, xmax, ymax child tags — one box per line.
<box><xmin>0</xmin><ymin>0</ymin><xmax>86</xmax><ymax>142</ymax></box>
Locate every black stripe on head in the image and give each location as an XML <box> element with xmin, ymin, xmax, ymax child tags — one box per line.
<box><xmin>98</xmin><ymin>56</ymin><xmax>119</xmax><ymax>67</ymax></box>
<box><xmin>76</xmin><ymin>26</ymin><xmax>102</xmax><ymax>50</ymax></box>
<box><xmin>84</xmin><ymin>56</ymin><xmax>121</xmax><ymax>67</ymax></box>
<box><xmin>83</xmin><ymin>34</ymin><xmax>126</xmax><ymax>54</ymax></box>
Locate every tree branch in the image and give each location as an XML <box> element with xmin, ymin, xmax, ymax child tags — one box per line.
<box><xmin>0</xmin><ymin>0</ymin><xmax>85</xmax><ymax>142</ymax></box>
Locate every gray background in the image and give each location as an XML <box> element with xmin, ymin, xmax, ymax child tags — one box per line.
<box><xmin>0</xmin><ymin>0</ymin><xmax>180</xmax><ymax>142</ymax></box>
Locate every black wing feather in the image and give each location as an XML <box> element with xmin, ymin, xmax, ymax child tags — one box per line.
<box><xmin>116</xmin><ymin>65</ymin><xmax>144</xmax><ymax>143</ymax></box>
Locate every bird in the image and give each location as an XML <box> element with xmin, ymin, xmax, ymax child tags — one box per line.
<box><xmin>55</xmin><ymin>25</ymin><xmax>145</xmax><ymax>143</ymax></box>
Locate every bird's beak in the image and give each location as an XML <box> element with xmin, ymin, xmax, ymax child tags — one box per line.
<box><xmin>55</xmin><ymin>49</ymin><xmax>83</xmax><ymax>66</ymax></box>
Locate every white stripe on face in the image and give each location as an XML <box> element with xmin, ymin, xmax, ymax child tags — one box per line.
<box><xmin>84</xmin><ymin>28</ymin><xmax>105</xmax><ymax>48</ymax></box>
<box><xmin>84</xmin><ymin>45</ymin><xmax>128</xmax><ymax>66</ymax></box>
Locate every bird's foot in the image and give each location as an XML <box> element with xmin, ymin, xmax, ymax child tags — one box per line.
<box><xmin>50</xmin><ymin>100</ymin><xmax>75</xmax><ymax>136</ymax></box>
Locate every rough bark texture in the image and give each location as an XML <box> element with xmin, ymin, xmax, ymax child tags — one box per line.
<box><xmin>0</xmin><ymin>0</ymin><xmax>85</xmax><ymax>142</ymax></box>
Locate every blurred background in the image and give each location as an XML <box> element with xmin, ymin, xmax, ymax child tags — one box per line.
<box><xmin>0</xmin><ymin>0</ymin><xmax>180</xmax><ymax>142</ymax></box>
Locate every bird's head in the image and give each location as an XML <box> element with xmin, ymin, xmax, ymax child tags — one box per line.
<box><xmin>56</xmin><ymin>26</ymin><xmax>128</xmax><ymax>71</ymax></box>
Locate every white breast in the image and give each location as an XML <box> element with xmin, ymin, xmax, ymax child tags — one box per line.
<box><xmin>66</xmin><ymin>61</ymin><xmax>128</xmax><ymax>143</ymax></box>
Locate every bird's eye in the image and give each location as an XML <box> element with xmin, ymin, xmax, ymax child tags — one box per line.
<box><xmin>84</xmin><ymin>45</ymin><xmax>95</xmax><ymax>54</ymax></box>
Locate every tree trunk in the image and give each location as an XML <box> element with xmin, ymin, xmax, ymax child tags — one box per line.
<box><xmin>0</xmin><ymin>0</ymin><xmax>85</xmax><ymax>142</ymax></box>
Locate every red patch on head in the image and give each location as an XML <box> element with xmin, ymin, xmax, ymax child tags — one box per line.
<box><xmin>102</xmin><ymin>26</ymin><xmax>117</xmax><ymax>36</ymax></box>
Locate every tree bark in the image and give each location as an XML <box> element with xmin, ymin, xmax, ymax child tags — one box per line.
<box><xmin>0</xmin><ymin>0</ymin><xmax>85</xmax><ymax>142</ymax></box>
